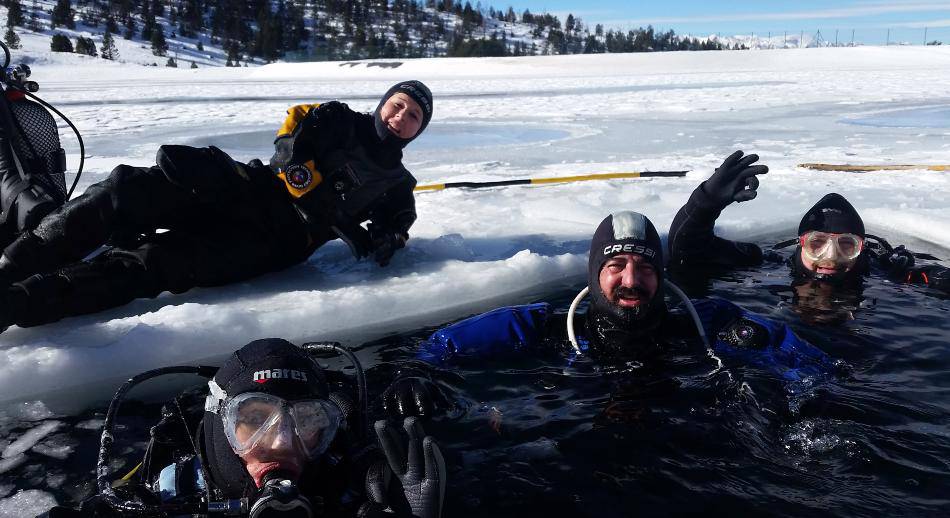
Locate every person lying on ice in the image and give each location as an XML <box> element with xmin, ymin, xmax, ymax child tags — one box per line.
<box><xmin>0</xmin><ymin>81</ymin><xmax>432</xmax><ymax>332</ymax></box>
<box><xmin>666</xmin><ymin>151</ymin><xmax>950</xmax><ymax>323</ymax></box>
<box><xmin>381</xmin><ymin>210</ymin><xmax>840</xmax><ymax>419</ymax></box>
<box><xmin>43</xmin><ymin>338</ymin><xmax>446</xmax><ymax>518</ymax></box>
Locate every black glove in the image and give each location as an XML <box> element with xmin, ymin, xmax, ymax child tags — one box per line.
<box><xmin>304</xmin><ymin>101</ymin><xmax>352</xmax><ymax>151</ymax></box>
<box><xmin>383</xmin><ymin>377</ymin><xmax>449</xmax><ymax>419</ymax></box>
<box><xmin>359</xmin><ymin>418</ymin><xmax>446</xmax><ymax>518</ymax></box>
<box><xmin>882</xmin><ymin>245</ymin><xmax>915</xmax><ymax>276</ymax></box>
<box><xmin>272</xmin><ymin>102</ymin><xmax>353</xmax><ymax>171</ymax></box>
<box><xmin>701</xmin><ymin>150</ymin><xmax>769</xmax><ymax>209</ymax></box>
<box><xmin>332</xmin><ymin>218</ymin><xmax>374</xmax><ymax>260</ymax></box>
<box><xmin>309</xmin><ymin>100</ymin><xmax>351</xmax><ymax>126</ymax></box>
<box><xmin>369</xmin><ymin>223</ymin><xmax>407</xmax><ymax>267</ymax></box>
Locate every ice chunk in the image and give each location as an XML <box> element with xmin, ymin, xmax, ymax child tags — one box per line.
<box><xmin>32</xmin><ymin>434</ymin><xmax>77</xmax><ymax>460</ymax></box>
<box><xmin>0</xmin><ymin>489</ymin><xmax>59</xmax><ymax>518</ymax></box>
<box><xmin>1</xmin><ymin>421</ymin><xmax>62</xmax><ymax>459</ymax></box>
<box><xmin>0</xmin><ymin>454</ymin><xmax>25</xmax><ymax>475</ymax></box>
<box><xmin>45</xmin><ymin>473</ymin><xmax>68</xmax><ymax>489</ymax></box>
<box><xmin>76</xmin><ymin>419</ymin><xmax>105</xmax><ymax>431</ymax></box>
<box><xmin>8</xmin><ymin>401</ymin><xmax>55</xmax><ymax>422</ymax></box>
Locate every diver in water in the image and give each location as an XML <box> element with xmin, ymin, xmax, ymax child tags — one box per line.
<box><xmin>667</xmin><ymin>151</ymin><xmax>950</xmax><ymax>322</ymax></box>
<box><xmin>382</xmin><ymin>210</ymin><xmax>839</xmax><ymax>418</ymax></box>
<box><xmin>44</xmin><ymin>338</ymin><xmax>446</xmax><ymax>518</ymax></box>
<box><xmin>0</xmin><ymin>81</ymin><xmax>432</xmax><ymax>332</ymax></box>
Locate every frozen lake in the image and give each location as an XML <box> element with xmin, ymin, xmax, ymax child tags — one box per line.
<box><xmin>2</xmin><ymin>45</ymin><xmax>949</xmax><ymax>409</ymax></box>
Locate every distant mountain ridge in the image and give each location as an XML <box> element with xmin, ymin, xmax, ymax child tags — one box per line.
<box><xmin>3</xmin><ymin>0</ymin><xmax>764</xmax><ymax>68</ymax></box>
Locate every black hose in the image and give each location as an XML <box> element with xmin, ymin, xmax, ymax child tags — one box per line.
<box><xmin>97</xmin><ymin>365</ymin><xmax>217</xmax><ymax>516</ymax></box>
<box><xmin>17</xmin><ymin>88</ymin><xmax>85</xmax><ymax>199</ymax></box>
<box><xmin>301</xmin><ymin>342</ymin><xmax>369</xmax><ymax>440</ymax></box>
<box><xmin>0</xmin><ymin>40</ymin><xmax>10</xmax><ymax>69</ymax></box>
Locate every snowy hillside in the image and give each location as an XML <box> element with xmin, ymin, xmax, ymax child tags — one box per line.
<box><xmin>0</xmin><ymin>45</ymin><xmax>949</xmax><ymax>410</ymax></box>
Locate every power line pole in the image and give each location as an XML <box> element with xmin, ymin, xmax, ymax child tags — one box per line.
<box><xmin>924</xmin><ymin>27</ymin><xmax>928</xmax><ymax>45</ymax></box>
<box><xmin>851</xmin><ymin>29</ymin><xmax>855</xmax><ymax>46</ymax></box>
<box><xmin>800</xmin><ymin>30</ymin><xmax>804</xmax><ymax>48</ymax></box>
<box><xmin>886</xmin><ymin>28</ymin><xmax>890</xmax><ymax>46</ymax></box>
<box><xmin>835</xmin><ymin>29</ymin><xmax>838</xmax><ymax>47</ymax></box>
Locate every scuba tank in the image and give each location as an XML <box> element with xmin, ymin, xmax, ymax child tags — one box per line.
<box><xmin>0</xmin><ymin>40</ymin><xmax>84</xmax><ymax>250</ymax></box>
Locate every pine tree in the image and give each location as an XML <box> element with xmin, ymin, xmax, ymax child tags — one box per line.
<box><xmin>226</xmin><ymin>44</ymin><xmax>239</xmax><ymax>66</ymax></box>
<box><xmin>74</xmin><ymin>36</ymin><xmax>97</xmax><ymax>56</ymax></box>
<box><xmin>27</xmin><ymin>0</ymin><xmax>40</xmax><ymax>31</ymax></box>
<box><xmin>6</xmin><ymin>0</ymin><xmax>24</xmax><ymax>28</ymax></box>
<box><xmin>50</xmin><ymin>0</ymin><xmax>75</xmax><ymax>29</ymax></box>
<box><xmin>166</xmin><ymin>56</ymin><xmax>177</xmax><ymax>67</ymax></box>
<box><xmin>3</xmin><ymin>27</ymin><xmax>21</xmax><ymax>49</ymax></box>
<box><xmin>190</xmin><ymin>61</ymin><xmax>198</xmax><ymax>68</ymax></box>
<box><xmin>151</xmin><ymin>25</ymin><xmax>168</xmax><ymax>56</ymax></box>
<box><xmin>100</xmin><ymin>29</ymin><xmax>119</xmax><ymax>60</ymax></box>
<box><xmin>50</xmin><ymin>32</ymin><xmax>74</xmax><ymax>52</ymax></box>
<box><xmin>141</xmin><ymin>3</ymin><xmax>154</xmax><ymax>41</ymax></box>
<box><xmin>123</xmin><ymin>16</ymin><xmax>136</xmax><ymax>40</ymax></box>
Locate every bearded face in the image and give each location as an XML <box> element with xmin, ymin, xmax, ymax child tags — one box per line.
<box><xmin>597</xmin><ymin>253</ymin><xmax>659</xmax><ymax>322</ymax></box>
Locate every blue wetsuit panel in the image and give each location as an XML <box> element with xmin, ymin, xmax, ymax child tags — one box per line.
<box><xmin>692</xmin><ymin>297</ymin><xmax>836</xmax><ymax>382</ymax></box>
<box><xmin>417</xmin><ymin>303</ymin><xmax>551</xmax><ymax>365</ymax></box>
<box><xmin>417</xmin><ymin>298</ymin><xmax>836</xmax><ymax>384</ymax></box>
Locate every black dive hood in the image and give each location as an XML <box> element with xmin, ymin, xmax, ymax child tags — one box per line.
<box><xmin>373</xmin><ymin>80</ymin><xmax>433</xmax><ymax>150</ymax></box>
<box><xmin>585</xmin><ymin>211</ymin><xmax>667</xmax><ymax>356</ymax></box>
<box><xmin>792</xmin><ymin>193</ymin><xmax>869</xmax><ymax>285</ymax></box>
<box><xmin>202</xmin><ymin>338</ymin><xmax>330</xmax><ymax>497</ymax></box>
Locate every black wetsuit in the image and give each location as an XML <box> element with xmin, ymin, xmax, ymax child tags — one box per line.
<box><xmin>667</xmin><ymin>187</ymin><xmax>950</xmax><ymax>292</ymax></box>
<box><xmin>0</xmin><ymin>105</ymin><xmax>418</xmax><ymax>329</ymax></box>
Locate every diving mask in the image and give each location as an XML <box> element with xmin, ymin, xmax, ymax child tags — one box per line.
<box><xmin>220</xmin><ymin>392</ymin><xmax>342</xmax><ymax>458</ymax></box>
<box><xmin>799</xmin><ymin>231</ymin><xmax>864</xmax><ymax>263</ymax></box>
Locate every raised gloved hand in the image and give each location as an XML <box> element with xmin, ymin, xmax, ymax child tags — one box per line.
<box><xmin>359</xmin><ymin>418</ymin><xmax>446</xmax><ymax>518</ymax></box>
<box><xmin>383</xmin><ymin>377</ymin><xmax>448</xmax><ymax>419</ymax></box>
<box><xmin>701</xmin><ymin>150</ymin><xmax>769</xmax><ymax>209</ymax></box>
<box><xmin>293</xmin><ymin>101</ymin><xmax>354</xmax><ymax>166</ymax></box>
<box><xmin>882</xmin><ymin>245</ymin><xmax>915</xmax><ymax>276</ymax></box>
<box><xmin>369</xmin><ymin>223</ymin><xmax>407</xmax><ymax>267</ymax></box>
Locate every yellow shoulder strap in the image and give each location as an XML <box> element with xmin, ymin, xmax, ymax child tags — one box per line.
<box><xmin>277</xmin><ymin>103</ymin><xmax>320</xmax><ymax>139</ymax></box>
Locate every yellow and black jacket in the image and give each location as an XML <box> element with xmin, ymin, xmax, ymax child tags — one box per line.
<box><xmin>269</xmin><ymin>103</ymin><xmax>417</xmax><ymax>240</ymax></box>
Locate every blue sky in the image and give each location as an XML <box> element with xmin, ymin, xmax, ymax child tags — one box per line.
<box><xmin>505</xmin><ymin>0</ymin><xmax>950</xmax><ymax>44</ymax></box>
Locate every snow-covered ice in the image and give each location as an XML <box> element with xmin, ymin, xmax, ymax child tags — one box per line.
<box><xmin>1</xmin><ymin>421</ymin><xmax>63</xmax><ymax>459</ymax></box>
<box><xmin>0</xmin><ymin>46</ymin><xmax>948</xmax><ymax>411</ymax></box>
<box><xmin>0</xmin><ymin>489</ymin><xmax>59</xmax><ymax>518</ymax></box>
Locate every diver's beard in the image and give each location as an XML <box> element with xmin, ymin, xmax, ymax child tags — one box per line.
<box><xmin>586</xmin><ymin>291</ymin><xmax>666</xmax><ymax>360</ymax></box>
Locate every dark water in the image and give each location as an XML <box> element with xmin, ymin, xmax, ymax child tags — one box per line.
<box><xmin>1</xmin><ymin>260</ymin><xmax>948</xmax><ymax>516</ymax></box>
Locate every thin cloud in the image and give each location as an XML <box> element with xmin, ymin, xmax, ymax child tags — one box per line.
<box><xmin>893</xmin><ymin>18</ymin><xmax>950</xmax><ymax>28</ymax></box>
<box><xmin>597</xmin><ymin>3</ymin><xmax>950</xmax><ymax>26</ymax></box>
